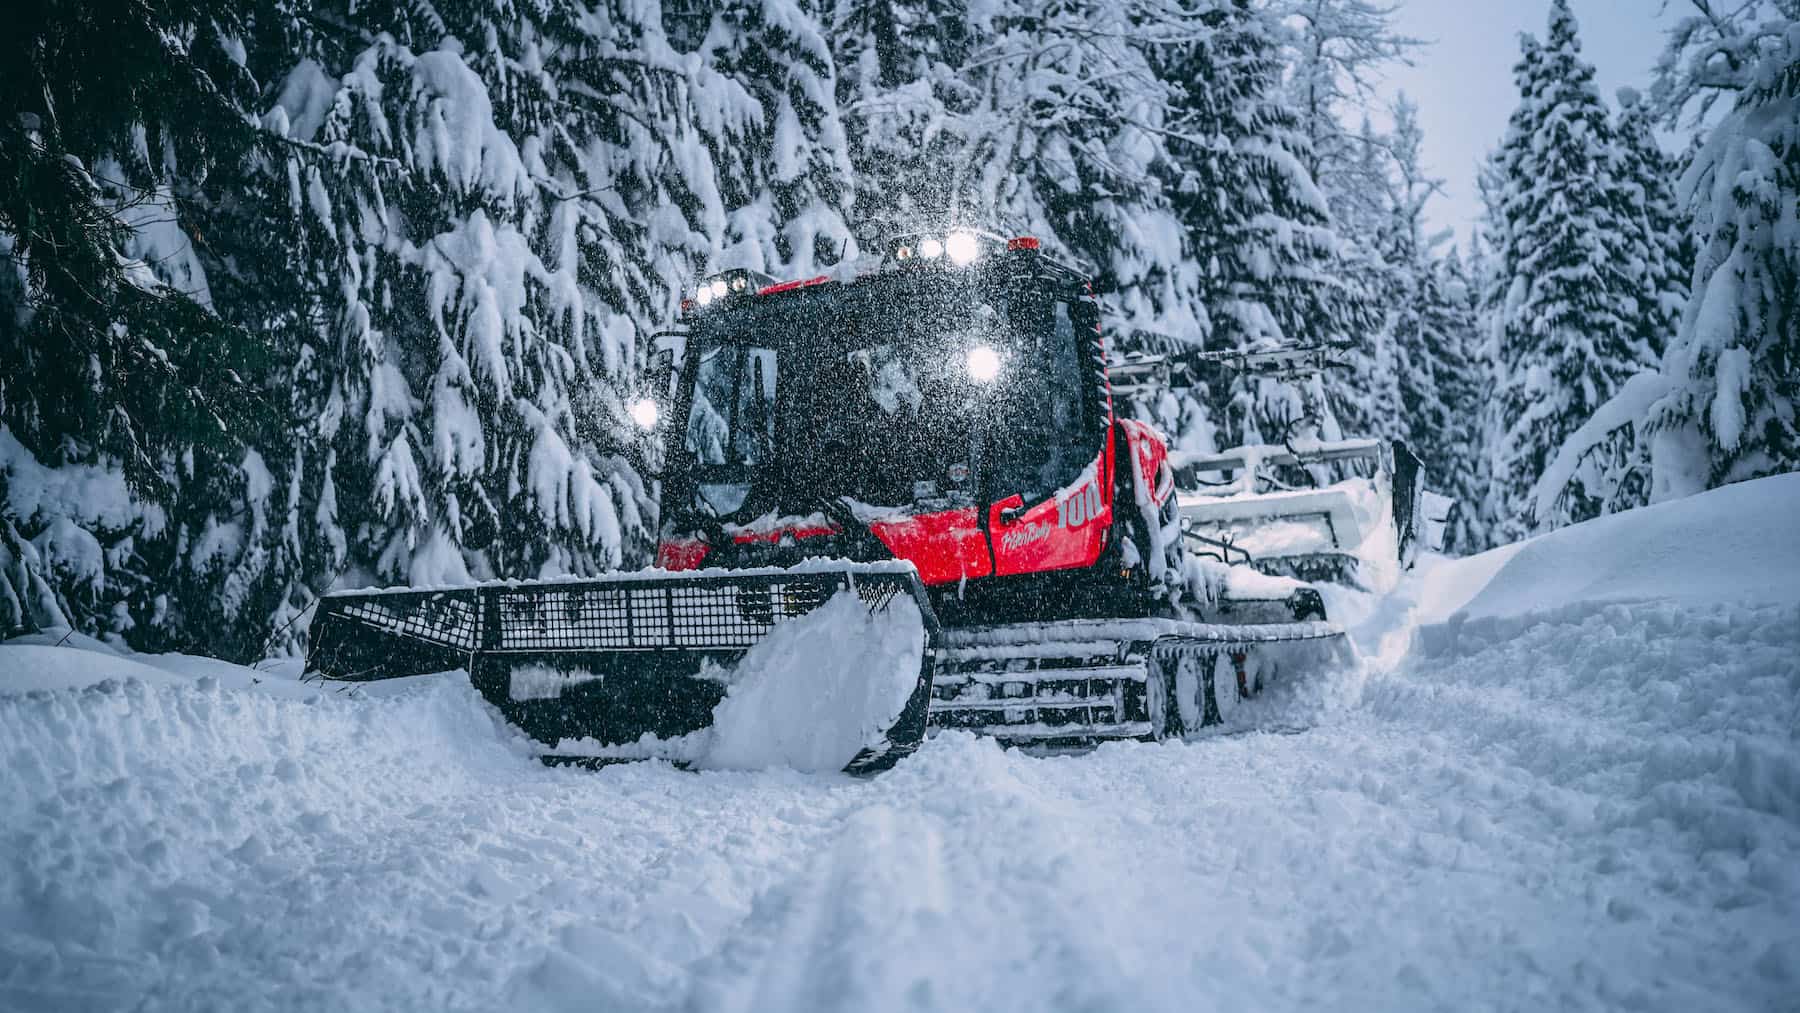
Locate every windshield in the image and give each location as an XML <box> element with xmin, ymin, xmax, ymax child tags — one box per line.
<box><xmin>675</xmin><ymin>284</ymin><xmax>1097</xmax><ymax>519</ymax></box>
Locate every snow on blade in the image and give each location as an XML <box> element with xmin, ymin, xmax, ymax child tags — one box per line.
<box><xmin>702</xmin><ymin>590</ymin><xmax>925</xmax><ymax>772</ymax></box>
<box><xmin>551</xmin><ymin>589</ymin><xmax>927</xmax><ymax>774</ymax></box>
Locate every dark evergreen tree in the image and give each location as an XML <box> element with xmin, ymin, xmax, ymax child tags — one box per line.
<box><xmin>1271</xmin><ymin>0</ymin><xmax>1421</xmax><ymax>227</ymax></box>
<box><xmin>1641</xmin><ymin>6</ymin><xmax>1799</xmax><ymax>496</ymax></box>
<box><xmin>1155</xmin><ymin>0</ymin><xmax>1367</xmax><ymax>450</ymax></box>
<box><xmin>1375</xmin><ymin>97</ymin><xmax>1487</xmax><ymax>547</ymax></box>
<box><xmin>1543</xmin><ymin>5</ymin><xmax>1798</xmax><ymax>516</ymax></box>
<box><xmin>1433</xmin><ymin>247</ymin><xmax>1494</xmax><ymax>553</ymax></box>
<box><xmin>196</xmin><ymin>0</ymin><xmax>860</xmax><ymax>658</ymax></box>
<box><xmin>830</xmin><ymin>0</ymin><xmax>974</xmax><ymax>242</ymax></box>
<box><xmin>1482</xmin><ymin>0</ymin><xmax>1654</xmax><ymax>542</ymax></box>
<box><xmin>0</xmin><ymin>0</ymin><xmax>277</xmax><ymax>650</ymax></box>
<box><xmin>1610</xmin><ymin>86</ymin><xmax>1687</xmax><ymax>362</ymax></box>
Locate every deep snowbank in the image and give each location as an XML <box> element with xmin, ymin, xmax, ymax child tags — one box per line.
<box><xmin>1431</xmin><ymin>471</ymin><xmax>1800</xmax><ymax>623</ymax></box>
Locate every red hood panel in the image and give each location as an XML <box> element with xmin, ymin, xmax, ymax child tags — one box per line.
<box><xmin>867</xmin><ymin>508</ymin><xmax>994</xmax><ymax>585</ymax></box>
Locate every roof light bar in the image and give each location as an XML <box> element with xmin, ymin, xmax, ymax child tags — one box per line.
<box><xmin>945</xmin><ymin>231</ymin><xmax>980</xmax><ymax>265</ymax></box>
<box><xmin>886</xmin><ymin>229</ymin><xmax>1029</xmax><ymax>269</ymax></box>
<box><xmin>688</xmin><ymin>268</ymin><xmax>778</xmax><ymax>311</ymax></box>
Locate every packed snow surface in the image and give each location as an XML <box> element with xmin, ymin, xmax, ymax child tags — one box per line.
<box><xmin>3</xmin><ymin>476</ymin><xmax>1798</xmax><ymax>1010</ymax></box>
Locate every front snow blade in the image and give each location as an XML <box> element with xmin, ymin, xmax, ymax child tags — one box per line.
<box><xmin>306</xmin><ymin>566</ymin><xmax>939</xmax><ymax>775</ymax></box>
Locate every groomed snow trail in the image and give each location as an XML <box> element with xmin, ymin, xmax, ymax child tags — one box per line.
<box><xmin>3</xmin><ymin>477</ymin><xmax>1797</xmax><ymax>1011</ymax></box>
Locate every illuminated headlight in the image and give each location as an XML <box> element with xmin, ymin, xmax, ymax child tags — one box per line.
<box><xmin>966</xmin><ymin>345</ymin><xmax>1002</xmax><ymax>383</ymax></box>
<box><xmin>696</xmin><ymin>286</ymin><xmax>715</xmax><ymax>306</ymax></box>
<box><xmin>919</xmin><ymin>237</ymin><xmax>944</xmax><ymax>259</ymax></box>
<box><xmin>709</xmin><ymin>279</ymin><xmax>728</xmax><ymax>299</ymax></box>
<box><xmin>629</xmin><ymin>396</ymin><xmax>660</xmax><ymax>430</ymax></box>
<box><xmin>946</xmin><ymin>231</ymin><xmax>980</xmax><ymax>265</ymax></box>
<box><xmin>731</xmin><ymin>276</ymin><xmax>747</xmax><ymax>292</ymax></box>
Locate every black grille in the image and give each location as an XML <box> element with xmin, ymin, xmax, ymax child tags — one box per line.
<box><xmin>307</xmin><ymin>569</ymin><xmax>925</xmax><ymax>681</ymax></box>
<box><xmin>331</xmin><ymin>590</ymin><xmax>481</xmax><ymax>651</ymax></box>
<box><xmin>484</xmin><ymin>574</ymin><xmax>907</xmax><ymax>653</ymax></box>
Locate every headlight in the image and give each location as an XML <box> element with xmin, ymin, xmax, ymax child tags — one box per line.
<box><xmin>945</xmin><ymin>231</ymin><xmax>980</xmax><ymax>265</ymax></box>
<box><xmin>629</xmin><ymin>397</ymin><xmax>660</xmax><ymax>429</ymax></box>
<box><xmin>919</xmin><ymin>237</ymin><xmax>944</xmax><ymax>259</ymax></box>
<box><xmin>696</xmin><ymin>286</ymin><xmax>714</xmax><ymax>306</ymax></box>
<box><xmin>709</xmin><ymin>279</ymin><xmax>728</xmax><ymax>299</ymax></box>
<box><xmin>965</xmin><ymin>345</ymin><xmax>1002</xmax><ymax>383</ymax></box>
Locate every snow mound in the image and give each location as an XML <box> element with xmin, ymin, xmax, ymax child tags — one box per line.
<box><xmin>1</xmin><ymin>637</ymin><xmax>424</xmax><ymax>701</ymax></box>
<box><xmin>1455</xmin><ymin>473</ymin><xmax>1800</xmax><ymax>622</ymax></box>
<box><xmin>1337</xmin><ymin>474</ymin><xmax>1800</xmax><ymax>1000</ymax></box>
<box><xmin>1</xmin><ymin>643</ymin><xmax>187</xmax><ymax>694</ymax></box>
<box><xmin>555</xmin><ymin>589</ymin><xmax>927</xmax><ymax>774</ymax></box>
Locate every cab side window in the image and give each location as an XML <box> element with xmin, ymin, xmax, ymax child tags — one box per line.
<box><xmin>990</xmin><ymin>297</ymin><xmax>1098</xmax><ymax>501</ymax></box>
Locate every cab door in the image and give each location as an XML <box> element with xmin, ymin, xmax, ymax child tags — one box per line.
<box><xmin>986</xmin><ymin>294</ymin><xmax>1113</xmax><ymax>577</ymax></box>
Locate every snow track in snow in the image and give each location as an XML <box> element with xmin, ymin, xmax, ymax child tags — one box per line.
<box><xmin>2</xmin><ymin>476</ymin><xmax>1797</xmax><ymax>1010</ymax></box>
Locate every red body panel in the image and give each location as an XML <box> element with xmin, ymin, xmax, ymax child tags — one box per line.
<box><xmin>988</xmin><ymin>441</ymin><xmax>1116</xmax><ymax>578</ymax></box>
<box><xmin>1116</xmin><ymin>417</ymin><xmax>1174</xmax><ymax>509</ymax></box>
<box><xmin>730</xmin><ymin>523</ymin><xmax>838</xmax><ymax>545</ymax></box>
<box><xmin>656</xmin><ymin>539</ymin><xmax>711</xmax><ymax>570</ymax></box>
<box><xmin>867</xmin><ymin>509</ymin><xmax>994</xmax><ymax>584</ymax></box>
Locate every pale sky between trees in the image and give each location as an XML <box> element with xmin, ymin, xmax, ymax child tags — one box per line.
<box><xmin>1383</xmin><ymin>0</ymin><xmax>1675</xmax><ymax>246</ymax></box>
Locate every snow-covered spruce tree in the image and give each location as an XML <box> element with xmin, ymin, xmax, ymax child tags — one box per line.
<box><xmin>697</xmin><ymin>0</ymin><xmax>857</xmax><ymax>274</ymax></box>
<box><xmin>1329</xmin><ymin>115</ymin><xmax>1403</xmax><ymax>446</ymax></box>
<box><xmin>1154</xmin><ymin>0</ymin><xmax>1367</xmax><ymax>450</ymax></box>
<box><xmin>1644</xmin><ymin>8</ymin><xmax>1799</xmax><ymax>493</ymax></box>
<box><xmin>1540</xmin><ymin>10</ymin><xmax>1798</xmax><ymax>515</ymax></box>
<box><xmin>217</xmin><ymin>0</ymin><xmax>855</xmax><ymax>649</ymax></box>
<box><xmin>1269</xmin><ymin>0</ymin><xmax>1420</xmax><ymax>227</ymax></box>
<box><xmin>829</xmin><ymin>0</ymin><xmax>975</xmax><ymax>243</ymax></box>
<box><xmin>0</xmin><ymin>0</ymin><xmax>281</xmax><ymax>649</ymax></box>
<box><xmin>1433</xmin><ymin>247</ymin><xmax>1495</xmax><ymax>553</ymax></box>
<box><xmin>1521</xmin><ymin>84</ymin><xmax>1690</xmax><ymax>527</ymax></box>
<box><xmin>1612</xmin><ymin>86</ymin><xmax>1688</xmax><ymax>361</ymax></box>
<box><xmin>1482</xmin><ymin>0</ymin><xmax>1655</xmax><ymax>542</ymax></box>
<box><xmin>1375</xmin><ymin>96</ymin><xmax>1489</xmax><ymax>547</ymax></box>
<box><xmin>960</xmin><ymin>0</ymin><xmax>1199</xmax><ymax>333</ymax></box>
<box><xmin>834</xmin><ymin>0</ymin><xmax>1207</xmax><ymax>444</ymax></box>
<box><xmin>1266</xmin><ymin>0</ymin><xmax>1419</xmax><ymax>448</ymax></box>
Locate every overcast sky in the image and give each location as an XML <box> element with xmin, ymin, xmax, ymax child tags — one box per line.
<box><xmin>1377</xmin><ymin>0</ymin><xmax>1678</xmax><ymax>248</ymax></box>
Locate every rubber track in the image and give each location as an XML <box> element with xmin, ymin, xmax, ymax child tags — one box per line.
<box><xmin>929</xmin><ymin>619</ymin><xmax>1346</xmax><ymax>745</ymax></box>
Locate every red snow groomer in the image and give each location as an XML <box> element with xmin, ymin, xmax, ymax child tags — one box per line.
<box><xmin>306</xmin><ymin>230</ymin><xmax>1346</xmax><ymax>771</ymax></box>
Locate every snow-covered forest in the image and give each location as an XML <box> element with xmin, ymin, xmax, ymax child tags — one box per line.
<box><xmin>3</xmin><ymin>3</ymin><xmax>1799</xmax><ymax>1008</ymax></box>
<box><xmin>2</xmin><ymin>0</ymin><xmax>1796</xmax><ymax>659</ymax></box>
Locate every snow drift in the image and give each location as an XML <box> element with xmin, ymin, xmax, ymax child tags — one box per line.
<box><xmin>1457</xmin><ymin>470</ymin><xmax>1800</xmax><ymax>622</ymax></box>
